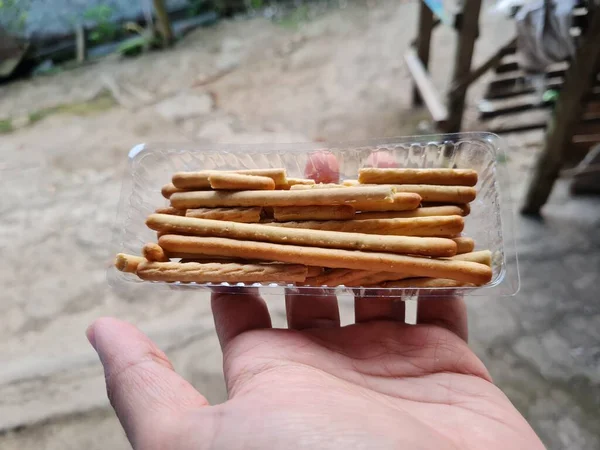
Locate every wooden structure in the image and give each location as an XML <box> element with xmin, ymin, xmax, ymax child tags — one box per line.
<box><xmin>406</xmin><ymin>0</ymin><xmax>516</xmax><ymax>133</ymax></box>
<box><xmin>522</xmin><ymin>3</ymin><xmax>600</xmax><ymax>214</ymax></box>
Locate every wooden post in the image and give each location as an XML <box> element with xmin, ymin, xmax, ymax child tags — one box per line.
<box><xmin>521</xmin><ymin>8</ymin><xmax>600</xmax><ymax>215</ymax></box>
<box><xmin>75</xmin><ymin>23</ymin><xmax>87</xmax><ymax>63</ymax></box>
<box><xmin>153</xmin><ymin>0</ymin><xmax>174</xmax><ymax>47</ymax></box>
<box><xmin>412</xmin><ymin>1</ymin><xmax>435</xmax><ymax>107</ymax></box>
<box><xmin>443</xmin><ymin>0</ymin><xmax>482</xmax><ymax>133</ymax></box>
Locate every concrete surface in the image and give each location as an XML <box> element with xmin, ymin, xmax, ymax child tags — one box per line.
<box><xmin>0</xmin><ymin>1</ymin><xmax>599</xmax><ymax>449</ymax></box>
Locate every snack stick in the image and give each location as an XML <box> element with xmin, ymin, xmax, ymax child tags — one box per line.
<box><xmin>421</xmin><ymin>202</ymin><xmax>471</xmax><ymax>216</ymax></box>
<box><xmin>359</xmin><ymin>184</ymin><xmax>477</xmax><ymax>203</ymax></box>
<box><xmin>273</xmin><ymin>205</ymin><xmax>355</xmax><ymax>221</ymax></box>
<box><xmin>136</xmin><ymin>261</ymin><xmax>308</xmax><ymax>283</ymax></box>
<box><xmin>170</xmin><ymin>186</ymin><xmax>397</xmax><ymax>209</ymax></box>
<box><xmin>186</xmin><ymin>207</ymin><xmax>263</xmax><ymax>223</ymax></box>
<box><xmin>452</xmin><ymin>237</ymin><xmax>475</xmax><ymax>254</ymax></box>
<box><xmin>355</xmin><ymin>205</ymin><xmax>468</xmax><ymax>220</ymax></box>
<box><xmin>173</xmin><ymin>169</ymin><xmax>287</xmax><ymax>189</ymax></box>
<box><xmin>161</xmin><ymin>183</ymin><xmax>187</xmax><ymax>199</ymax></box>
<box><xmin>279</xmin><ymin>178</ymin><xmax>316</xmax><ymax>190</ymax></box>
<box><xmin>209</xmin><ymin>173</ymin><xmax>276</xmax><ymax>191</ymax></box>
<box><xmin>267</xmin><ymin>215</ymin><xmax>464</xmax><ymax>237</ymax></box>
<box><xmin>142</xmin><ymin>243</ymin><xmax>169</xmax><ymax>262</ymax></box>
<box><xmin>158</xmin><ymin>235</ymin><xmax>493</xmax><ymax>284</ymax></box>
<box><xmin>351</xmin><ymin>193</ymin><xmax>422</xmax><ymax>211</ymax></box>
<box><xmin>303</xmin><ymin>269</ymin><xmax>373</xmax><ymax>287</ymax></box>
<box><xmin>382</xmin><ymin>278</ymin><xmax>476</xmax><ymax>288</ymax></box>
<box><xmin>351</xmin><ymin>249</ymin><xmax>491</xmax><ymax>287</ymax></box>
<box><xmin>289</xmin><ymin>183</ymin><xmax>345</xmax><ymax>190</ymax></box>
<box><xmin>147</xmin><ymin>214</ymin><xmax>457</xmax><ymax>257</ymax></box>
<box><xmin>358</xmin><ymin>168</ymin><xmax>478</xmax><ymax>186</ymax></box>
<box><xmin>155</xmin><ymin>206</ymin><xmax>187</xmax><ymax>216</ymax></box>
<box><xmin>449</xmin><ymin>250</ymin><xmax>492</xmax><ymax>266</ymax></box>
<box><xmin>342</xmin><ymin>179</ymin><xmax>360</xmax><ymax>186</ymax></box>
<box><xmin>115</xmin><ymin>254</ymin><xmax>145</xmax><ymax>273</ymax></box>
<box><xmin>306</xmin><ymin>266</ymin><xmax>325</xmax><ymax>277</ymax></box>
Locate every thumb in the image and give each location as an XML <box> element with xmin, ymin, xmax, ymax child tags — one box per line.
<box><xmin>87</xmin><ymin>317</ymin><xmax>210</xmax><ymax>448</ymax></box>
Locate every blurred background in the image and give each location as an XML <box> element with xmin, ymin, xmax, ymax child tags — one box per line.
<box><xmin>1</xmin><ymin>0</ymin><xmax>599</xmax><ymax>449</ymax></box>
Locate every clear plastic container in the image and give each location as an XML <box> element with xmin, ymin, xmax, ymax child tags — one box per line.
<box><xmin>108</xmin><ymin>132</ymin><xmax>519</xmax><ymax>298</ymax></box>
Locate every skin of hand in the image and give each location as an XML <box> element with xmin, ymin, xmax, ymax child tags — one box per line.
<box><xmin>87</xmin><ymin>289</ymin><xmax>546</xmax><ymax>450</ymax></box>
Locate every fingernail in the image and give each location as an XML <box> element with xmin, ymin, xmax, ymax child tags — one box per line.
<box><xmin>86</xmin><ymin>324</ymin><xmax>97</xmax><ymax>351</ymax></box>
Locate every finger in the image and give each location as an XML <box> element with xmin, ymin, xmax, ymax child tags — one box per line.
<box><xmin>87</xmin><ymin>317</ymin><xmax>209</xmax><ymax>448</ymax></box>
<box><xmin>417</xmin><ymin>294</ymin><xmax>468</xmax><ymax>341</ymax></box>
<box><xmin>211</xmin><ymin>287</ymin><xmax>272</xmax><ymax>349</ymax></box>
<box><xmin>354</xmin><ymin>289</ymin><xmax>405</xmax><ymax>323</ymax></box>
<box><xmin>285</xmin><ymin>288</ymin><xmax>340</xmax><ymax>329</ymax></box>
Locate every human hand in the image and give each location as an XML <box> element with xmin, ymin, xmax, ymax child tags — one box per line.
<box><xmin>87</xmin><ymin>290</ymin><xmax>545</xmax><ymax>449</ymax></box>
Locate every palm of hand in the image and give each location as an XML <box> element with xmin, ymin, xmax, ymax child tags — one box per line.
<box><xmin>213</xmin><ymin>324</ymin><xmax>537</xmax><ymax>450</ymax></box>
<box><xmin>87</xmin><ymin>291</ymin><xmax>545</xmax><ymax>450</ymax></box>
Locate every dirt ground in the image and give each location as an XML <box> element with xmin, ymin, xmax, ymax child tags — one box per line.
<box><xmin>1</xmin><ymin>1</ymin><xmax>599</xmax><ymax>449</ymax></box>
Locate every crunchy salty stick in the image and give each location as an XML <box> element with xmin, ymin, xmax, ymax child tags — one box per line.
<box><xmin>273</xmin><ymin>205</ymin><xmax>355</xmax><ymax>221</ymax></box>
<box><xmin>421</xmin><ymin>202</ymin><xmax>471</xmax><ymax>215</ymax></box>
<box><xmin>353</xmin><ymin>184</ymin><xmax>477</xmax><ymax>203</ymax></box>
<box><xmin>186</xmin><ymin>207</ymin><xmax>263</xmax><ymax>223</ymax></box>
<box><xmin>142</xmin><ymin>243</ymin><xmax>169</xmax><ymax>262</ymax></box>
<box><xmin>306</xmin><ymin>266</ymin><xmax>325</xmax><ymax>277</ymax></box>
<box><xmin>115</xmin><ymin>254</ymin><xmax>145</xmax><ymax>273</ymax></box>
<box><xmin>209</xmin><ymin>173</ymin><xmax>276</xmax><ymax>191</ymax></box>
<box><xmin>450</xmin><ymin>250</ymin><xmax>492</xmax><ymax>266</ymax></box>
<box><xmin>173</xmin><ymin>169</ymin><xmax>288</xmax><ymax>189</ymax></box>
<box><xmin>303</xmin><ymin>268</ymin><xmax>373</xmax><ymax>287</ymax></box>
<box><xmin>136</xmin><ymin>261</ymin><xmax>308</xmax><ymax>283</ymax></box>
<box><xmin>161</xmin><ymin>183</ymin><xmax>187</xmax><ymax>199</ymax></box>
<box><xmin>158</xmin><ymin>235</ymin><xmax>493</xmax><ymax>284</ymax></box>
<box><xmin>452</xmin><ymin>237</ymin><xmax>475</xmax><ymax>254</ymax></box>
<box><xmin>358</xmin><ymin>168</ymin><xmax>478</xmax><ymax>186</ymax></box>
<box><xmin>355</xmin><ymin>205</ymin><xmax>469</xmax><ymax>220</ymax></box>
<box><xmin>267</xmin><ymin>215</ymin><xmax>464</xmax><ymax>237</ymax></box>
<box><xmin>351</xmin><ymin>193</ymin><xmax>422</xmax><ymax>212</ymax></box>
<box><xmin>147</xmin><ymin>214</ymin><xmax>457</xmax><ymax>257</ymax></box>
<box><xmin>170</xmin><ymin>186</ymin><xmax>396</xmax><ymax>209</ymax></box>
<box><xmin>342</xmin><ymin>179</ymin><xmax>360</xmax><ymax>186</ymax></box>
<box><xmin>351</xmin><ymin>249</ymin><xmax>491</xmax><ymax>287</ymax></box>
<box><xmin>290</xmin><ymin>183</ymin><xmax>345</xmax><ymax>190</ymax></box>
<box><xmin>155</xmin><ymin>207</ymin><xmax>186</xmax><ymax>216</ymax></box>
<box><xmin>279</xmin><ymin>178</ymin><xmax>316</xmax><ymax>190</ymax></box>
<box><xmin>381</xmin><ymin>278</ymin><xmax>476</xmax><ymax>288</ymax></box>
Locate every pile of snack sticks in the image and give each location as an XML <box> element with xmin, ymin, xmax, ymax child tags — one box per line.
<box><xmin>115</xmin><ymin>167</ymin><xmax>493</xmax><ymax>288</ymax></box>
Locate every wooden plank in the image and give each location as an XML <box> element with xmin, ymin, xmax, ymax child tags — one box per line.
<box><xmin>412</xmin><ymin>1</ymin><xmax>435</xmax><ymax>107</ymax></box>
<box><xmin>404</xmin><ymin>47</ymin><xmax>448</xmax><ymax>124</ymax></box>
<box><xmin>522</xmin><ymin>8</ymin><xmax>600</xmax><ymax>215</ymax></box>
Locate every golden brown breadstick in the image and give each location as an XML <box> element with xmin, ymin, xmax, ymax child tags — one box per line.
<box><xmin>147</xmin><ymin>214</ymin><xmax>457</xmax><ymax>257</ymax></box>
<box><xmin>306</xmin><ymin>266</ymin><xmax>325</xmax><ymax>277</ymax></box>
<box><xmin>351</xmin><ymin>193</ymin><xmax>422</xmax><ymax>211</ymax></box>
<box><xmin>161</xmin><ymin>183</ymin><xmax>187</xmax><ymax>199</ymax></box>
<box><xmin>342</xmin><ymin>179</ymin><xmax>360</xmax><ymax>186</ymax></box>
<box><xmin>354</xmin><ymin>184</ymin><xmax>476</xmax><ymax>204</ymax></box>
<box><xmin>279</xmin><ymin>178</ymin><xmax>316</xmax><ymax>190</ymax></box>
<box><xmin>142</xmin><ymin>243</ymin><xmax>169</xmax><ymax>262</ymax></box>
<box><xmin>289</xmin><ymin>183</ymin><xmax>345</xmax><ymax>190</ymax></box>
<box><xmin>303</xmin><ymin>268</ymin><xmax>373</xmax><ymax>287</ymax></box>
<box><xmin>115</xmin><ymin>254</ymin><xmax>145</xmax><ymax>273</ymax></box>
<box><xmin>173</xmin><ymin>169</ymin><xmax>287</xmax><ymax>189</ymax></box>
<box><xmin>421</xmin><ymin>203</ymin><xmax>471</xmax><ymax>216</ymax></box>
<box><xmin>170</xmin><ymin>186</ymin><xmax>396</xmax><ymax>209</ymax></box>
<box><xmin>136</xmin><ymin>261</ymin><xmax>308</xmax><ymax>283</ymax></box>
<box><xmin>158</xmin><ymin>235</ymin><xmax>493</xmax><ymax>284</ymax></box>
<box><xmin>355</xmin><ymin>205</ymin><xmax>468</xmax><ymax>220</ymax></box>
<box><xmin>155</xmin><ymin>207</ymin><xmax>186</xmax><ymax>216</ymax></box>
<box><xmin>186</xmin><ymin>207</ymin><xmax>263</xmax><ymax>223</ymax></box>
<box><xmin>273</xmin><ymin>205</ymin><xmax>355</xmax><ymax>221</ymax></box>
<box><xmin>267</xmin><ymin>215</ymin><xmax>464</xmax><ymax>237</ymax></box>
<box><xmin>450</xmin><ymin>250</ymin><xmax>492</xmax><ymax>266</ymax></box>
<box><xmin>452</xmin><ymin>237</ymin><xmax>475</xmax><ymax>254</ymax></box>
<box><xmin>382</xmin><ymin>278</ymin><xmax>476</xmax><ymax>288</ymax></box>
<box><xmin>209</xmin><ymin>173</ymin><xmax>276</xmax><ymax>191</ymax></box>
<box><xmin>358</xmin><ymin>168</ymin><xmax>478</xmax><ymax>186</ymax></box>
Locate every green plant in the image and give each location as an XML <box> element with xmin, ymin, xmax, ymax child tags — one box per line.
<box><xmin>83</xmin><ymin>5</ymin><xmax>119</xmax><ymax>44</ymax></box>
<box><xmin>0</xmin><ymin>0</ymin><xmax>30</xmax><ymax>35</ymax></box>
